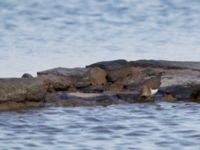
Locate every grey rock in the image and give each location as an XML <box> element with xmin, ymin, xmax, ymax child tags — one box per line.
<box><xmin>22</xmin><ymin>73</ymin><xmax>33</xmax><ymax>78</ymax></box>
<box><xmin>37</xmin><ymin>67</ymin><xmax>91</xmax><ymax>88</ymax></box>
<box><xmin>161</xmin><ymin>70</ymin><xmax>200</xmax><ymax>87</ymax></box>
<box><xmin>129</xmin><ymin>60</ymin><xmax>200</xmax><ymax>71</ymax></box>
<box><xmin>159</xmin><ymin>85</ymin><xmax>192</xmax><ymax>100</ymax></box>
<box><xmin>37</xmin><ymin>67</ymin><xmax>89</xmax><ymax>77</ymax></box>
<box><xmin>0</xmin><ymin>78</ymin><xmax>46</xmax><ymax>102</ymax></box>
<box><xmin>86</xmin><ymin>59</ymin><xmax>128</xmax><ymax>70</ymax></box>
<box><xmin>38</xmin><ymin>75</ymin><xmax>74</xmax><ymax>91</ymax></box>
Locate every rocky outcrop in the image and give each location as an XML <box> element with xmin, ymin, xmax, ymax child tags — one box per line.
<box><xmin>1</xmin><ymin>59</ymin><xmax>200</xmax><ymax>111</ymax></box>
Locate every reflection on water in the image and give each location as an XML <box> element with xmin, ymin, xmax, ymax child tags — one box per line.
<box><xmin>0</xmin><ymin>0</ymin><xmax>200</xmax><ymax>77</ymax></box>
<box><xmin>0</xmin><ymin>102</ymin><xmax>200</xmax><ymax>149</ymax></box>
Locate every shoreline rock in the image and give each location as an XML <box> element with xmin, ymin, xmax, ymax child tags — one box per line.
<box><xmin>1</xmin><ymin>59</ymin><xmax>200</xmax><ymax>111</ymax></box>
<box><xmin>0</xmin><ymin>78</ymin><xmax>46</xmax><ymax>102</ymax></box>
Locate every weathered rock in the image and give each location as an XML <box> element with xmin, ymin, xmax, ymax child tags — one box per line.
<box><xmin>89</xmin><ymin>67</ymin><xmax>107</xmax><ymax>86</ymax></box>
<box><xmin>37</xmin><ymin>67</ymin><xmax>89</xmax><ymax>77</ymax></box>
<box><xmin>22</xmin><ymin>73</ymin><xmax>33</xmax><ymax>78</ymax></box>
<box><xmin>86</xmin><ymin>59</ymin><xmax>128</xmax><ymax>70</ymax></box>
<box><xmin>106</xmin><ymin>67</ymin><xmax>132</xmax><ymax>82</ymax></box>
<box><xmin>0</xmin><ymin>78</ymin><xmax>46</xmax><ymax>102</ymax></box>
<box><xmin>91</xmin><ymin>67</ymin><xmax>144</xmax><ymax>92</ymax></box>
<box><xmin>38</xmin><ymin>75</ymin><xmax>74</xmax><ymax>91</ymax></box>
<box><xmin>159</xmin><ymin>85</ymin><xmax>196</xmax><ymax>101</ymax></box>
<box><xmin>105</xmin><ymin>67</ymin><xmax>162</xmax><ymax>91</ymax></box>
<box><xmin>142</xmin><ymin>67</ymin><xmax>163</xmax><ymax>76</ymax></box>
<box><xmin>158</xmin><ymin>69</ymin><xmax>200</xmax><ymax>102</ymax></box>
<box><xmin>38</xmin><ymin>67</ymin><xmax>91</xmax><ymax>88</ymax></box>
<box><xmin>109</xmin><ymin>82</ymin><xmax>125</xmax><ymax>92</ymax></box>
<box><xmin>129</xmin><ymin>60</ymin><xmax>200</xmax><ymax>71</ymax></box>
<box><xmin>161</xmin><ymin>69</ymin><xmax>200</xmax><ymax>87</ymax></box>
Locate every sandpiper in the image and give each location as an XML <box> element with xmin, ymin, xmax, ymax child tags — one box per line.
<box><xmin>139</xmin><ymin>76</ymin><xmax>161</xmax><ymax>96</ymax></box>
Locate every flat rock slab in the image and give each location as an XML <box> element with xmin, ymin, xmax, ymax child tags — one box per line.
<box><xmin>0</xmin><ymin>78</ymin><xmax>46</xmax><ymax>102</ymax></box>
<box><xmin>37</xmin><ymin>67</ymin><xmax>89</xmax><ymax>77</ymax></box>
<box><xmin>129</xmin><ymin>60</ymin><xmax>200</xmax><ymax>71</ymax></box>
<box><xmin>161</xmin><ymin>69</ymin><xmax>200</xmax><ymax>87</ymax></box>
<box><xmin>86</xmin><ymin>59</ymin><xmax>128</xmax><ymax>70</ymax></box>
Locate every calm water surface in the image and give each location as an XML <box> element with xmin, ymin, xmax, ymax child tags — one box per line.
<box><xmin>0</xmin><ymin>0</ymin><xmax>200</xmax><ymax>77</ymax></box>
<box><xmin>1</xmin><ymin>0</ymin><xmax>200</xmax><ymax>149</ymax></box>
<box><xmin>1</xmin><ymin>102</ymin><xmax>200</xmax><ymax>150</ymax></box>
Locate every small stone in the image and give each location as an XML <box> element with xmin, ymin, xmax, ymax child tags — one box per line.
<box><xmin>86</xmin><ymin>59</ymin><xmax>128</xmax><ymax>70</ymax></box>
<box><xmin>22</xmin><ymin>73</ymin><xmax>33</xmax><ymax>78</ymax></box>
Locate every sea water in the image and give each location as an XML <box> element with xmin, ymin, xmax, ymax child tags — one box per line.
<box><xmin>0</xmin><ymin>0</ymin><xmax>200</xmax><ymax>77</ymax></box>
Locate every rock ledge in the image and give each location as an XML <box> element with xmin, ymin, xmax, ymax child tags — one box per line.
<box><xmin>1</xmin><ymin>59</ymin><xmax>200</xmax><ymax>111</ymax></box>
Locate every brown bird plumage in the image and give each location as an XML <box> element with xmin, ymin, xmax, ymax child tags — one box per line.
<box><xmin>139</xmin><ymin>76</ymin><xmax>161</xmax><ymax>96</ymax></box>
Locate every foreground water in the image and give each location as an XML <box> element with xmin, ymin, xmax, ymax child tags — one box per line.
<box><xmin>0</xmin><ymin>102</ymin><xmax>200</xmax><ymax>150</ymax></box>
<box><xmin>0</xmin><ymin>0</ymin><xmax>200</xmax><ymax>77</ymax></box>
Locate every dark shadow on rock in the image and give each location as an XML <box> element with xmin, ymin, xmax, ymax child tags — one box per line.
<box><xmin>129</xmin><ymin>60</ymin><xmax>200</xmax><ymax>71</ymax></box>
<box><xmin>86</xmin><ymin>59</ymin><xmax>128</xmax><ymax>70</ymax></box>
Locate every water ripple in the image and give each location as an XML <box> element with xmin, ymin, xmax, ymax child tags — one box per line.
<box><xmin>0</xmin><ymin>102</ymin><xmax>200</xmax><ymax>149</ymax></box>
<box><xmin>0</xmin><ymin>0</ymin><xmax>200</xmax><ymax>77</ymax></box>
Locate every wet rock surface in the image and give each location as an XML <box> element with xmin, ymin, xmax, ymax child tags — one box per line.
<box><xmin>1</xmin><ymin>59</ymin><xmax>200</xmax><ymax>111</ymax></box>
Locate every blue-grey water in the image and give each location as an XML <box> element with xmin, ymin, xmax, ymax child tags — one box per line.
<box><xmin>1</xmin><ymin>0</ymin><xmax>200</xmax><ymax>149</ymax></box>
<box><xmin>0</xmin><ymin>0</ymin><xmax>200</xmax><ymax>77</ymax></box>
<box><xmin>1</xmin><ymin>103</ymin><xmax>200</xmax><ymax>150</ymax></box>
